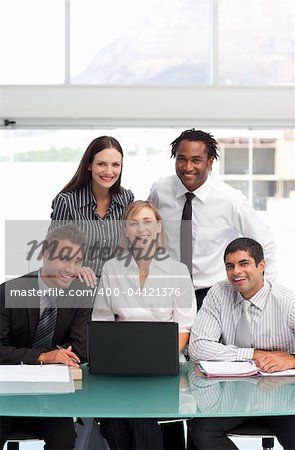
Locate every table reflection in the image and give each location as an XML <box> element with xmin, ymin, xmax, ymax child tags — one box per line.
<box><xmin>184</xmin><ymin>366</ymin><xmax>295</xmax><ymax>416</ymax></box>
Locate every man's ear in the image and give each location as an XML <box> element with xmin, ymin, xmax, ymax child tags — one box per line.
<box><xmin>43</xmin><ymin>249</ymin><xmax>49</xmax><ymax>263</ymax></box>
<box><xmin>208</xmin><ymin>156</ymin><xmax>214</xmax><ymax>172</ymax></box>
<box><xmin>258</xmin><ymin>259</ymin><xmax>266</xmax><ymax>274</ymax></box>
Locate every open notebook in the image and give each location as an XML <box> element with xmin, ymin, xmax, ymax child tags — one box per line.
<box><xmin>198</xmin><ymin>361</ymin><xmax>295</xmax><ymax>378</ymax></box>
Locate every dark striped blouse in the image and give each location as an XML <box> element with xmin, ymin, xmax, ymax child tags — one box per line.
<box><xmin>50</xmin><ymin>183</ymin><xmax>134</xmax><ymax>276</ymax></box>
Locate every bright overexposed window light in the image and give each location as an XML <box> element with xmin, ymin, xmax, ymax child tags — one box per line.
<box><xmin>0</xmin><ymin>0</ymin><xmax>64</xmax><ymax>84</ymax></box>
<box><xmin>219</xmin><ymin>0</ymin><xmax>295</xmax><ymax>85</ymax></box>
<box><xmin>70</xmin><ymin>0</ymin><xmax>211</xmax><ymax>85</ymax></box>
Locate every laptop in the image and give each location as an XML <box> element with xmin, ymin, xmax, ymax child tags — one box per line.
<box><xmin>87</xmin><ymin>321</ymin><xmax>179</xmax><ymax>376</ymax></box>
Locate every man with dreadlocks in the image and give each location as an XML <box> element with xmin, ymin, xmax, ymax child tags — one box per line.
<box><xmin>148</xmin><ymin>129</ymin><xmax>276</xmax><ymax>310</ymax></box>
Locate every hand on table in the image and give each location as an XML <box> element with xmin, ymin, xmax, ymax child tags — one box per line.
<box><xmin>253</xmin><ymin>349</ymin><xmax>295</xmax><ymax>373</ymax></box>
<box><xmin>37</xmin><ymin>345</ymin><xmax>80</xmax><ymax>367</ymax></box>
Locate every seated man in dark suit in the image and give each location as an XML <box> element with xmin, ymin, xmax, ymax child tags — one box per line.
<box><xmin>0</xmin><ymin>224</ymin><xmax>92</xmax><ymax>450</ymax></box>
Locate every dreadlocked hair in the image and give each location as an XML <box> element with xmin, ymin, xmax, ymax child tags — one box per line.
<box><xmin>170</xmin><ymin>129</ymin><xmax>219</xmax><ymax>160</ymax></box>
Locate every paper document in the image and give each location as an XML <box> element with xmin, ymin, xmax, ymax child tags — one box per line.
<box><xmin>198</xmin><ymin>361</ymin><xmax>258</xmax><ymax>377</ymax></box>
<box><xmin>259</xmin><ymin>369</ymin><xmax>295</xmax><ymax>376</ymax></box>
<box><xmin>0</xmin><ymin>364</ymin><xmax>70</xmax><ymax>383</ymax></box>
<box><xmin>198</xmin><ymin>361</ymin><xmax>295</xmax><ymax>378</ymax></box>
<box><xmin>0</xmin><ymin>364</ymin><xmax>74</xmax><ymax>395</ymax></box>
<box><xmin>0</xmin><ymin>380</ymin><xmax>75</xmax><ymax>395</ymax></box>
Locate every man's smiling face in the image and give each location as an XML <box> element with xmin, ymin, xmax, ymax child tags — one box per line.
<box><xmin>41</xmin><ymin>239</ymin><xmax>83</xmax><ymax>289</ymax></box>
<box><xmin>225</xmin><ymin>250</ymin><xmax>265</xmax><ymax>299</ymax></box>
<box><xmin>175</xmin><ymin>139</ymin><xmax>214</xmax><ymax>191</ymax></box>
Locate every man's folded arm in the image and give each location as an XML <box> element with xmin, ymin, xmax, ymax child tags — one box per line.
<box><xmin>188</xmin><ymin>293</ymin><xmax>254</xmax><ymax>362</ymax></box>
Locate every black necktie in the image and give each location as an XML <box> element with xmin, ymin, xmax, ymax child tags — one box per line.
<box><xmin>180</xmin><ymin>192</ymin><xmax>195</xmax><ymax>276</ymax></box>
<box><xmin>32</xmin><ymin>296</ymin><xmax>57</xmax><ymax>348</ymax></box>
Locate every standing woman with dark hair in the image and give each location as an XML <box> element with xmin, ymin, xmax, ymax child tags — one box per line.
<box><xmin>51</xmin><ymin>136</ymin><xmax>134</xmax><ymax>283</ymax></box>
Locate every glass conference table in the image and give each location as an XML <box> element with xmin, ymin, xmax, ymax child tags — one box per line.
<box><xmin>0</xmin><ymin>364</ymin><xmax>294</xmax><ymax>418</ymax></box>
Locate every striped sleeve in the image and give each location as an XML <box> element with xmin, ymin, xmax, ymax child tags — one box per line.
<box><xmin>50</xmin><ymin>193</ymin><xmax>73</xmax><ymax>220</ymax></box>
<box><xmin>127</xmin><ymin>189</ymin><xmax>135</xmax><ymax>205</ymax></box>
<box><xmin>188</xmin><ymin>284</ymin><xmax>254</xmax><ymax>362</ymax></box>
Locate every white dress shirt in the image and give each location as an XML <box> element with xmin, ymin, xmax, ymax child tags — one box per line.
<box><xmin>37</xmin><ymin>271</ymin><xmax>55</xmax><ymax>317</ymax></box>
<box><xmin>148</xmin><ymin>175</ymin><xmax>276</xmax><ymax>289</ymax></box>
<box><xmin>188</xmin><ymin>280</ymin><xmax>295</xmax><ymax>362</ymax></box>
<box><xmin>92</xmin><ymin>254</ymin><xmax>196</xmax><ymax>334</ymax></box>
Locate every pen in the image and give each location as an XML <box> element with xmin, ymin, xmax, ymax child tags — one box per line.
<box><xmin>56</xmin><ymin>345</ymin><xmax>78</xmax><ymax>364</ymax></box>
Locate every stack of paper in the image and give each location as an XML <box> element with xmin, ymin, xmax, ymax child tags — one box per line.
<box><xmin>0</xmin><ymin>364</ymin><xmax>75</xmax><ymax>395</ymax></box>
<box><xmin>198</xmin><ymin>361</ymin><xmax>258</xmax><ymax>377</ymax></box>
<box><xmin>198</xmin><ymin>361</ymin><xmax>295</xmax><ymax>378</ymax></box>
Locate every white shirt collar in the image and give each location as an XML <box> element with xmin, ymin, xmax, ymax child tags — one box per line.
<box><xmin>115</xmin><ymin>252</ymin><xmax>172</xmax><ymax>275</ymax></box>
<box><xmin>235</xmin><ymin>281</ymin><xmax>271</xmax><ymax>311</ymax></box>
<box><xmin>38</xmin><ymin>269</ymin><xmax>50</xmax><ymax>294</ymax></box>
<box><xmin>175</xmin><ymin>174</ymin><xmax>213</xmax><ymax>203</ymax></box>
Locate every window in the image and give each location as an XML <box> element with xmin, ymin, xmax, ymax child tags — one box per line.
<box><xmin>219</xmin><ymin>131</ymin><xmax>292</xmax><ymax>210</ymax></box>
<box><xmin>0</xmin><ymin>0</ymin><xmax>293</xmax><ymax>86</ymax></box>
<box><xmin>218</xmin><ymin>0</ymin><xmax>295</xmax><ymax>85</ymax></box>
<box><xmin>0</xmin><ymin>0</ymin><xmax>64</xmax><ymax>84</ymax></box>
<box><xmin>70</xmin><ymin>0</ymin><xmax>211</xmax><ymax>85</ymax></box>
<box><xmin>253</xmin><ymin>180</ymin><xmax>276</xmax><ymax>210</ymax></box>
<box><xmin>71</xmin><ymin>0</ymin><xmax>211</xmax><ymax>86</ymax></box>
<box><xmin>223</xmin><ymin>147</ymin><xmax>249</xmax><ymax>175</ymax></box>
<box><xmin>253</xmin><ymin>146</ymin><xmax>275</xmax><ymax>175</ymax></box>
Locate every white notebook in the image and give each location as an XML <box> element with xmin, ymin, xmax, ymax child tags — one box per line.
<box><xmin>198</xmin><ymin>360</ymin><xmax>295</xmax><ymax>378</ymax></box>
<box><xmin>0</xmin><ymin>364</ymin><xmax>74</xmax><ymax>395</ymax></box>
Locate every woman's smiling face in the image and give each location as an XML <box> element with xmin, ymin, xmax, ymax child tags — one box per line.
<box><xmin>125</xmin><ymin>206</ymin><xmax>162</xmax><ymax>251</ymax></box>
<box><xmin>88</xmin><ymin>147</ymin><xmax>122</xmax><ymax>190</ymax></box>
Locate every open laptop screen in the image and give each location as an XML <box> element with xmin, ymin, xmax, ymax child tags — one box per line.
<box><xmin>87</xmin><ymin>321</ymin><xmax>179</xmax><ymax>376</ymax></box>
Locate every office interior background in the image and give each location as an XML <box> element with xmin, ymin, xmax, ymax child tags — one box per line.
<box><xmin>1</xmin><ymin>0</ymin><xmax>294</xmax><ymax>289</ymax></box>
<box><xmin>0</xmin><ymin>1</ymin><xmax>294</xmax><ymax>448</ymax></box>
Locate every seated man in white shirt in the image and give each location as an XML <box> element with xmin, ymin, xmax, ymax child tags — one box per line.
<box><xmin>188</xmin><ymin>237</ymin><xmax>295</xmax><ymax>450</ymax></box>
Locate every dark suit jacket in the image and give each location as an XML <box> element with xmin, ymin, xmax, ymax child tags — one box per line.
<box><xmin>0</xmin><ymin>271</ymin><xmax>92</xmax><ymax>364</ymax></box>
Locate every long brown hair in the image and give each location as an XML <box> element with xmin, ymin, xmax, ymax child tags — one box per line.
<box><xmin>61</xmin><ymin>136</ymin><xmax>123</xmax><ymax>193</ymax></box>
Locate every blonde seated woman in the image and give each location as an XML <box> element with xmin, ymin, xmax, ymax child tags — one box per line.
<box><xmin>92</xmin><ymin>200</ymin><xmax>196</xmax><ymax>450</ymax></box>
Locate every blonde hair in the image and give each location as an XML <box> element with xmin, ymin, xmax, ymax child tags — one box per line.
<box><xmin>120</xmin><ymin>200</ymin><xmax>165</xmax><ymax>251</ymax></box>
